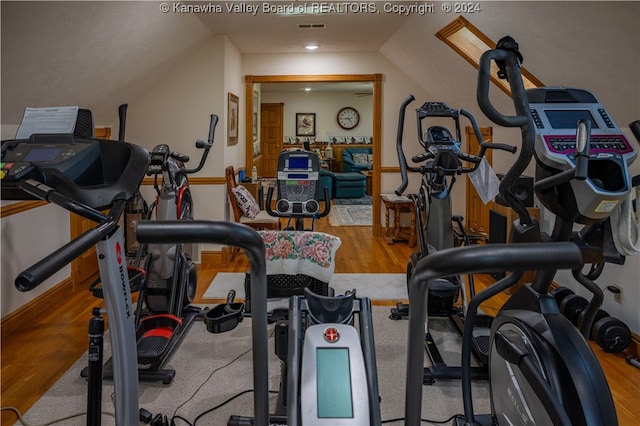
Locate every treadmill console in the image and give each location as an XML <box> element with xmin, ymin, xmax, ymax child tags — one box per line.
<box><xmin>1</xmin><ymin>133</ymin><xmax>148</xmax><ymax>209</ymax></box>
<box><xmin>1</xmin><ymin>134</ymin><xmax>101</xmax><ymax>196</ymax></box>
<box><xmin>276</xmin><ymin>150</ymin><xmax>321</xmax><ymax>215</ymax></box>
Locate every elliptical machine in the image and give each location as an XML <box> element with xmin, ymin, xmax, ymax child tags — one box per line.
<box><xmin>234</xmin><ymin>148</ymin><xmax>381</xmax><ymax>425</ymax></box>
<box><xmin>404</xmin><ymin>36</ymin><xmax>638</xmax><ymax>426</ymax></box>
<box><xmin>389</xmin><ymin>97</ymin><xmax>516</xmax><ymax>383</ymax></box>
<box><xmin>85</xmin><ymin>110</ymin><xmax>217</xmax><ymax>385</ymax></box>
<box><xmin>131</xmin><ymin>114</ymin><xmax>216</xmax><ymax>383</ymax></box>
<box><xmin>266</xmin><ymin>148</ymin><xmax>331</xmax><ymax>230</ymax></box>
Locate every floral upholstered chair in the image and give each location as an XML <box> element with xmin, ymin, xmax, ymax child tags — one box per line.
<box><xmin>225</xmin><ymin>166</ymin><xmax>280</xmax><ymax>261</ymax></box>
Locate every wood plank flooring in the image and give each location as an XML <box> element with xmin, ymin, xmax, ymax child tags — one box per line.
<box><xmin>2</xmin><ymin>216</ymin><xmax>639</xmax><ymax>425</ymax></box>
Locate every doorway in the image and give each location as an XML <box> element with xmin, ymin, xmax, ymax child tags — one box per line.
<box><xmin>244</xmin><ymin>74</ymin><xmax>383</xmax><ymax>237</ymax></box>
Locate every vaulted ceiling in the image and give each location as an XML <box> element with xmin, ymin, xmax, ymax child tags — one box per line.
<box><xmin>2</xmin><ymin>1</ymin><xmax>638</xmax><ymax>128</ymax></box>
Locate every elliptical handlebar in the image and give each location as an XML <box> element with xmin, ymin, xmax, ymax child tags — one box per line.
<box><xmin>628</xmin><ymin>120</ymin><xmax>640</xmax><ymax>188</ymax></box>
<box><xmin>477</xmin><ymin>36</ymin><xmax>536</xmax><ymax>225</ymax></box>
<box><xmin>404</xmin><ymin>241</ymin><xmax>583</xmax><ymax>426</ymax></box>
<box><xmin>394</xmin><ymin>96</ymin><xmax>516</xmax><ymax>197</ymax></box>
<box><xmin>630</xmin><ymin>120</ymin><xmax>640</xmax><ymax>144</ymax></box>
<box><xmin>147</xmin><ymin>114</ymin><xmax>218</xmax><ymax>188</ymax></box>
<box><xmin>136</xmin><ymin>220</ymin><xmax>270</xmax><ymax>426</ymax></box>
<box><xmin>395</xmin><ymin>94</ymin><xmax>416</xmax><ymax>196</ymax></box>
<box><xmin>574</xmin><ymin>119</ymin><xmax>592</xmax><ymax>180</ymax></box>
<box><xmin>118</xmin><ymin>104</ymin><xmax>128</xmax><ymax>141</ymax></box>
<box><xmin>183</xmin><ymin>114</ymin><xmax>218</xmax><ymax>174</ymax></box>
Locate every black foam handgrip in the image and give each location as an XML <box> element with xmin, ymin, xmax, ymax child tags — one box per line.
<box><xmin>118</xmin><ymin>104</ymin><xmax>128</xmax><ymax>141</ymax></box>
<box><xmin>629</xmin><ymin>120</ymin><xmax>640</xmax><ymax>144</ymax></box>
<box><xmin>208</xmin><ymin>114</ymin><xmax>219</xmax><ymax>143</ymax></box>
<box><xmin>574</xmin><ymin>119</ymin><xmax>591</xmax><ymax>180</ymax></box>
<box><xmin>16</xmin><ymin>226</ymin><xmax>108</xmax><ymax>292</ymax></box>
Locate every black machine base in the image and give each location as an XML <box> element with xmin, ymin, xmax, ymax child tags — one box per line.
<box><xmin>393</xmin><ymin>305</ymin><xmax>492</xmax><ymax>384</ymax></box>
<box><xmin>454</xmin><ymin>414</ymin><xmax>495</xmax><ymax>426</ymax></box>
<box><xmin>81</xmin><ymin>308</ymin><xmax>199</xmax><ymax>384</ymax></box>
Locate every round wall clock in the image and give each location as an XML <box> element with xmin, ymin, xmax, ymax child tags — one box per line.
<box><xmin>337</xmin><ymin>107</ymin><xmax>360</xmax><ymax>130</ymax></box>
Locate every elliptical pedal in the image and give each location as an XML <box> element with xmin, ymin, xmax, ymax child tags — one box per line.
<box><xmin>144</xmin><ymin>267</ymin><xmax>172</xmax><ymax>313</ymax></box>
<box><xmin>471</xmin><ymin>330</ymin><xmax>490</xmax><ymax>364</ymax></box>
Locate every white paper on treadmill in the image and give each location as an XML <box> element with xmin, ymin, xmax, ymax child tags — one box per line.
<box><xmin>16</xmin><ymin>106</ymin><xmax>79</xmax><ymax>139</ymax></box>
<box><xmin>468</xmin><ymin>156</ymin><xmax>501</xmax><ymax>204</ymax></box>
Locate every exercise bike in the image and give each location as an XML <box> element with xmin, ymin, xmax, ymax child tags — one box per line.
<box><xmin>84</xmin><ymin>110</ymin><xmax>217</xmax><ymax>385</ymax></box>
<box><xmin>2</xmin><ymin>112</ymin><xmax>257</xmax><ymax>425</ymax></box>
<box><xmin>267</xmin><ymin>148</ymin><xmax>331</xmax><ymax>230</ymax></box>
<box><xmin>233</xmin><ymin>148</ymin><xmax>381</xmax><ymax>425</ymax></box>
<box><xmin>404</xmin><ymin>36</ymin><xmax>637</xmax><ymax>426</ymax></box>
<box><xmin>389</xmin><ymin>97</ymin><xmax>516</xmax><ymax>383</ymax></box>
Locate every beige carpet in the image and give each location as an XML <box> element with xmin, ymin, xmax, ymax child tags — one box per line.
<box><xmin>17</xmin><ymin>307</ymin><xmax>490</xmax><ymax>425</ymax></box>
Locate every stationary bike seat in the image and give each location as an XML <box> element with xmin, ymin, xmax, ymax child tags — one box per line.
<box><xmin>304</xmin><ymin>287</ymin><xmax>357</xmax><ymax>325</ymax></box>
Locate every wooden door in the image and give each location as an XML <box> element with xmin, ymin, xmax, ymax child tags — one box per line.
<box><xmin>464</xmin><ymin>126</ymin><xmax>492</xmax><ymax>233</ymax></box>
<box><xmin>260</xmin><ymin>103</ymin><xmax>284</xmax><ymax>178</ymax></box>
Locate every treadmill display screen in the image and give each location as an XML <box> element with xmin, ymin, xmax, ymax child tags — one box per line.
<box><xmin>288</xmin><ymin>156</ymin><xmax>309</xmax><ymax>170</ymax></box>
<box><xmin>545</xmin><ymin>110</ymin><xmax>600</xmax><ymax>129</ymax></box>
<box><xmin>316</xmin><ymin>348</ymin><xmax>354</xmax><ymax>418</ymax></box>
<box><xmin>24</xmin><ymin>147</ymin><xmax>62</xmax><ymax>162</ymax></box>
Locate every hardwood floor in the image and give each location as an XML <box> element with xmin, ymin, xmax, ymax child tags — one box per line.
<box><xmin>2</xmin><ymin>216</ymin><xmax>639</xmax><ymax>425</ymax></box>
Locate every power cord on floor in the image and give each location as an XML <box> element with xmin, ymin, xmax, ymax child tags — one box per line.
<box><xmin>381</xmin><ymin>413</ymin><xmax>463</xmax><ymax>424</ymax></box>
<box><xmin>0</xmin><ymin>406</ymin><xmax>116</xmax><ymax>426</ymax></box>
<box><xmin>170</xmin><ymin>326</ymin><xmax>276</xmax><ymax>425</ymax></box>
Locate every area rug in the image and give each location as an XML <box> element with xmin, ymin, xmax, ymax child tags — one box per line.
<box><xmin>203</xmin><ymin>272</ymin><xmax>407</xmax><ymax>301</ymax></box>
<box><xmin>333</xmin><ymin>195</ymin><xmax>372</xmax><ymax>205</ymax></box>
<box><xmin>20</xmin><ymin>307</ymin><xmax>489</xmax><ymax>426</ymax></box>
<box><xmin>328</xmin><ymin>204</ymin><xmax>372</xmax><ymax>226</ymax></box>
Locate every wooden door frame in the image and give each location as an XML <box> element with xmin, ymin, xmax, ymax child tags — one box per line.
<box><xmin>244</xmin><ymin>74</ymin><xmax>383</xmax><ymax>236</ymax></box>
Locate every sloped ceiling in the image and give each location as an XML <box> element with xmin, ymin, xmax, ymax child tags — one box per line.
<box><xmin>1</xmin><ymin>1</ymin><xmax>211</xmax><ymax>124</ymax></box>
<box><xmin>381</xmin><ymin>1</ymin><xmax>640</xmax><ymax>127</ymax></box>
<box><xmin>2</xmin><ymin>1</ymin><xmax>639</xmax><ymax>128</ymax></box>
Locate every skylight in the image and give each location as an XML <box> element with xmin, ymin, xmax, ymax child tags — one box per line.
<box><xmin>436</xmin><ymin>16</ymin><xmax>544</xmax><ymax>96</ymax></box>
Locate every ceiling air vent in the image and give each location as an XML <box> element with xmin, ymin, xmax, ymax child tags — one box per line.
<box><xmin>298</xmin><ymin>23</ymin><xmax>326</xmax><ymax>29</ymax></box>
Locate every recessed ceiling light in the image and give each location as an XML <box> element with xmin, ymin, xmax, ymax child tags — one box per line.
<box><xmin>304</xmin><ymin>87</ymin><xmax>312</xmax><ymax>91</ymax></box>
<box><xmin>305</xmin><ymin>44</ymin><xmax>319</xmax><ymax>50</ymax></box>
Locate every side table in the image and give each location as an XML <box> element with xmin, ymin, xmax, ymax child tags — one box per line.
<box><xmin>380</xmin><ymin>194</ymin><xmax>416</xmax><ymax>247</ymax></box>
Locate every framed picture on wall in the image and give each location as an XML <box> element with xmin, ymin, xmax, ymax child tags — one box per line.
<box><xmin>227</xmin><ymin>92</ymin><xmax>239</xmax><ymax>146</ymax></box>
<box><xmin>295</xmin><ymin>113</ymin><xmax>315</xmax><ymax>137</ymax></box>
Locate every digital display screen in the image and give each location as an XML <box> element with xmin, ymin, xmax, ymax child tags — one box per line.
<box><xmin>286</xmin><ymin>174</ymin><xmax>309</xmax><ymax>180</ymax></box>
<box><xmin>545</xmin><ymin>110</ymin><xmax>600</xmax><ymax>129</ymax></box>
<box><xmin>316</xmin><ymin>348</ymin><xmax>353</xmax><ymax>418</ymax></box>
<box><xmin>429</xmin><ymin>128</ymin><xmax>453</xmax><ymax>142</ymax></box>
<box><xmin>288</xmin><ymin>156</ymin><xmax>309</xmax><ymax>170</ymax></box>
<box><xmin>24</xmin><ymin>147</ymin><xmax>62</xmax><ymax>162</ymax></box>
